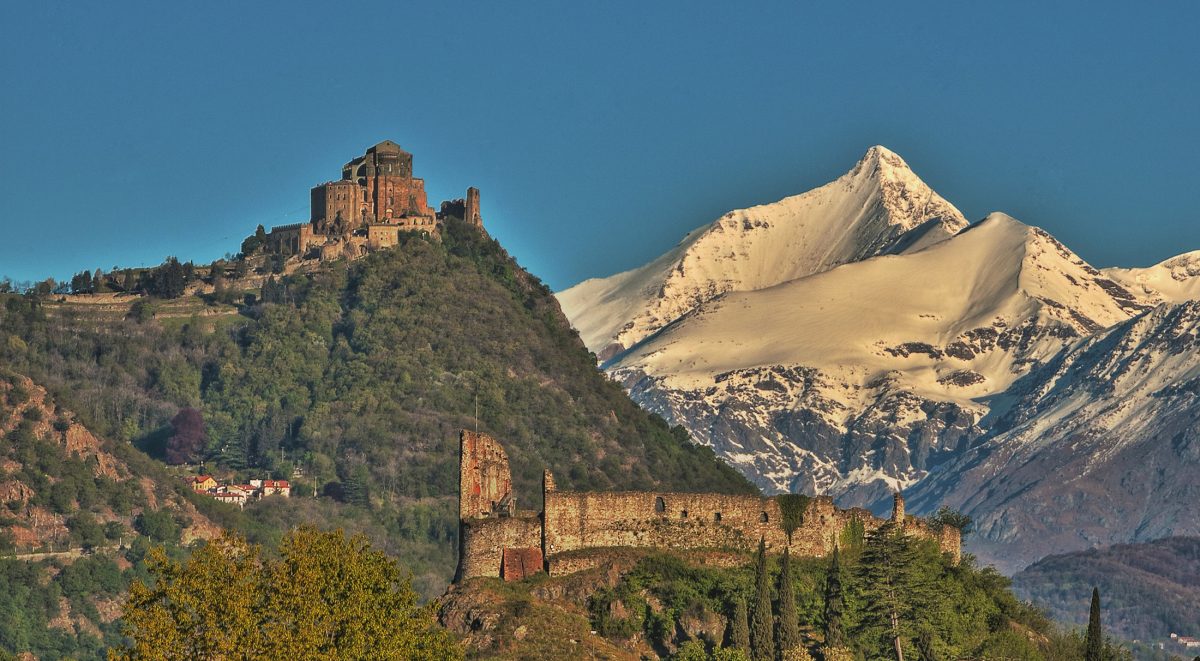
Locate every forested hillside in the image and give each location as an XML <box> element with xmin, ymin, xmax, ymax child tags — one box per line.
<box><xmin>442</xmin><ymin>527</ymin><xmax>1122</xmax><ymax>660</ymax></box>
<box><xmin>0</xmin><ymin>371</ymin><xmax>220</xmax><ymax>659</ymax></box>
<box><xmin>0</xmin><ymin>219</ymin><xmax>754</xmax><ymax>596</ymax></box>
<box><xmin>1012</xmin><ymin>537</ymin><xmax>1200</xmax><ymax>643</ymax></box>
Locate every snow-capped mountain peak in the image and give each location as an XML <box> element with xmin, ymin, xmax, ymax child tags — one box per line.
<box><xmin>1103</xmin><ymin>250</ymin><xmax>1200</xmax><ymax>305</ymax></box>
<box><xmin>557</xmin><ymin>146</ymin><xmax>1200</xmax><ymax>570</ymax></box>
<box><xmin>558</xmin><ymin>146</ymin><xmax>968</xmax><ymax>360</ymax></box>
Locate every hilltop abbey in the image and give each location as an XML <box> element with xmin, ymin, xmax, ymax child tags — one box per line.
<box><xmin>266</xmin><ymin>140</ymin><xmax>482</xmax><ymax>259</ymax></box>
<box><xmin>455</xmin><ymin>430</ymin><xmax>961</xmax><ymax>582</ymax></box>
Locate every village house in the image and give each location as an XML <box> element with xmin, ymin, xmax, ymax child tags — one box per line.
<box><xmin>190</xmin><ymin>475</ymin><xmax>217</xmax><ymax>492</ymax></box>
<box><xmin>188</xmin><ymin>475</ymin><xmax>291</xmax><ymax>507</ymax></box>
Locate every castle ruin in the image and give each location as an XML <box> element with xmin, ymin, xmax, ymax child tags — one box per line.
<box><xmin>455</xmin><ymin>430</ymin><xmax>961</xmax><ymax>582</ymax></box>
<box><xmin>266</xmin><ymin>140</ymin><xmax>483</xmax><ymax>260</ymax></box>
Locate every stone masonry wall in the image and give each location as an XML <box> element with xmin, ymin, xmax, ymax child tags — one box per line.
<box><xmin>458</xmin><ymin>514</ymin><xmax>542</xmax><ymax>580</ymax></box>
<box><xmin>455</xmin><ymin>431</ymin><xmax>962</xmax><ymax>581</ymax></box>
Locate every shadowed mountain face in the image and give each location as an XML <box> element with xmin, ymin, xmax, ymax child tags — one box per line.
<box><xmin>559</xmin><ymin>147</ymin><xmax>1200</xmax><ymax>572</ymax></box>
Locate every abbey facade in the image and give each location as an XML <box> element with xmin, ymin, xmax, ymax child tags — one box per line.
<box><xmin>267</xmin><ymin>140</ymin><xmax>482</xmax><ymax>260</ymax></box>
<box><xmin>455</xmin><ymin>430</ymin><xmax>961</xmax><ymax>582</ymax></box>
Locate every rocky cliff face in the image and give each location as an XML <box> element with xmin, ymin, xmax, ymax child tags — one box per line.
<box><xmin>0</xmin><ymin>371</ymin><xmax>219</xmax><ymax>550</ymax></box>
<box><xmin>559</xmin><ymin>147</ymin><xmax>1200</xmax><ymax>570</ymax></box>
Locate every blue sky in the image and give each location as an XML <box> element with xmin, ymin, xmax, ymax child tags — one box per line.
<box><xmin>1</xmin><ymin>1</ymin><xmax>1197</xmax><ymax>291</ymax></box>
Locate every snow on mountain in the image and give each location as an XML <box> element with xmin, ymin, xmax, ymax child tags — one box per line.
<box><xmin>558</xmin><ymin>145</ymin><xmax>1200</xmax><ymax>570</ymax></box>
<box><xmin>906</xmin><ymin>301</ymin><xmax>1200</xmax><ymax>572</ymax></box>
<box><xmin>606</xmin><ymin>213</ymin><xmax>1151</xmax><ymax>504</ymax></box>
<box><xmin>558</xmin><ymin>146</ymin><xmax>968</xmax><ymax>360</ymax></box>
<box><xmin>1103</xmin><ymin>251</ymin><xmax>1200</xmax><ymax>305</ymax></box>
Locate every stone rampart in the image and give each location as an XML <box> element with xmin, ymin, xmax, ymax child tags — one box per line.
<box><xmin>455</xmin><ymin>430</ymin><xmax>962</xmax><ymax>581</ymax></box>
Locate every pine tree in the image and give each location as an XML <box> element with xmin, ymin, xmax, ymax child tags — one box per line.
<box><xmin>777</xmin><ymin>547</ymin><xmax>801</xmax><ymax>659</ymax></box>
<box><xmin>823</xmin><ymin>545</ymin><xmax>847</xmax><ymax>648</ymax></box>
<box><xmin>751</xmin><ymin>537</ymin><xmax>775</xmax><ymax>661</ymax></box>
<box><xmin>856</xmin><ymin>524</ymin><xmax>939</xmax><ymax>661</ymax></box>
<box><xmin>730</xmin><ymin>595</ymin><xmax>751</xmax><ymax>654</ymax></box>
<box><xmin>1085</xmin><ymin>587</ymin><xmax>1102</xmax><ymax>661</ymax></box>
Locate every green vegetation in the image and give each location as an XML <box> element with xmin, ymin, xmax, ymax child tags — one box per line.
<box><xmin>775</xmin><ymin>494</ymin><xmax>810</xmax><ymax>541</ymax></box>
<box><xmin>111</xmin><ymin>527</ymin><xmax>460</xmax><ymax>660</ymax></box>
<box><xmin>584</xmin><ymin>530</ymin><xmax>1132</xmax><ymax>660</ymax></box>
<box><xmin>0</xmin><ymin>220</ymin><xmax>753</xmax><ymax>597</ymax></box>
<box><xmin>1012</xmin><ymin>536</ymin><xmax>1200</xmax><ymax>645</ymax></box>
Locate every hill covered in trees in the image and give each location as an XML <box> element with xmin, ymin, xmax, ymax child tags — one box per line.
<box><xmin>0</xmin><ymin>370</ymin><xmax>221</xmax><ymax>659</ymax></box>
<box><xmin>1012</xmin><ymin>537</ymin><xmax>1200</xmax><ymax>643</ymax></box>
<box><xmin>0</xmin><ymin>219</ymin><xmax>754</xmax><ymax>598</ymax></box>
<box><xmin>441</xmin><ymin>525</ymin><xmax>1122</xmax><ymax>660</ymax></box>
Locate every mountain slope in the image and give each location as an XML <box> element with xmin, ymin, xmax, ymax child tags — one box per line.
<box><xmin>1103</xmin><ymin>251</ymin><xmax>1200</xmax><ymax>305</ymax></box>
<box><xmin>607</xmin><ymin>213</ymin><xmax>1150</xmax><ymax>504</ymax></box>
<box><xmin>0</xmin><ymin>370</ymin><xmax>220</xmax><ymax>659</ymax></box>
<box><xmin>558</xmin><ymin>146</ymin><xmax>968</xmax><ymax>360</ymax></box>
<box><xmin>1011</xmin><ymin>537</ymin><xmax>1200</xmax><ymax>642</ymax></box>
<box><xmin>906</xmin><ymin>301</ymin><xmax>1200</xmax><ymax>571</ymax></box>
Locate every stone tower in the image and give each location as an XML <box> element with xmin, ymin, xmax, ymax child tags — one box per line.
<box><xmin>891</xmin><ymin>491</ymin><xmax>906</xmax><ymax>526</ymax></box>
<box><xmin>459</xmin><ymin>430</ymin><xmax>515</xmax><ymax>520</ymax></box>
<box><xmin>464</xmin><ymin>187</ymin><xmax>482</xmax><ymax>227</ymax></box>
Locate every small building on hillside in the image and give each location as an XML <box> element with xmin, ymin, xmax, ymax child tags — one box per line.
<box><xmin>190</xmin><ymin>475</ymin><xmax>217</xmax><ymax>492</ymax></box>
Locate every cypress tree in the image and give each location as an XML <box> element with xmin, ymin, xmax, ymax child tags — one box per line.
<box><xmin>777</xmin><ymin>547</ymin><xmax>801</xmax><ymax>658</ymax></box>
<box><xmin>751</xmin><ymin>537</ymin><xmax>775</xmax><ymax>661</ymax></box>
<box><xmin>823</xmin><ymin>545</ymin><xmax>846</xmax><ymax>648</ymax></box>
<box><xmin>1085</xmin><ymin>587</ymin><xmax>1102</xmax><ymax>661</ymax></box>
<box><xmin>731</xmin><ymin>595</ymin><xmax>751</xmax><ymax>654</ymax></box>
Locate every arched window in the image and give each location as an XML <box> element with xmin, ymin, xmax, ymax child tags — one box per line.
<box><xmin>714</xmin><ymin>512</ymin><xmax>723</xmax><ymax>522</ymax></box>
<box><xmin>760</xmin><ymin>512</ymin><xmax>769</xmax><ymax>523</ymax></box>
<box><xmin>654</xmin><ymin>496</ymin><xmax>665</xmax><ymax>513</ymax></box>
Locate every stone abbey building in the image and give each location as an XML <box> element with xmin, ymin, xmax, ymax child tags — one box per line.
<box><xmin>267</xmin><ymin>140</ymin><xmax>482</xmax><ymax>259</ymax></box>
<box><xmin>455</xmin><ymin>430</ymin><xmax>961</xmax><ymax>582</ymax></box>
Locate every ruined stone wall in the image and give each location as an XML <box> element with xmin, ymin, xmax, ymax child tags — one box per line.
<box><xmin>541</xmin><ymin>487</ymin><xmax>957</xmax><ymax>563</ymax></box>
<box><xmin>458</xmin><ymin>514</ymin><xmax>542</xmax><ymax>580</ymax></box>
<box><xmin>459</xmin><ymin>430</ymin><xmax>514</xmax><ymax>520</ymax></box>
<box><xmin>453</xmin><ymin>431</ymin><xmax>961</xmax><ymax>582</ymax></box>
<box><xmin>543</xmin><ymin>489</ymin><xmax>784</xmax><ymax>556</ymax></box>
<box><xmin>266</xmin><ymin>223</ymin><xmax>320</xmax><ymax>256</ymax></box>
<box><xmin>546</xmin><ymin>548</ymin><xmax>748</xmax><ymax>576</ymax></box>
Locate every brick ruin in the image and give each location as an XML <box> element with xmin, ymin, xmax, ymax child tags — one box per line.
<box><xmin>455</xmin><ymin>430</ymin><xmax>962</xmax><ymax>582</ymax></box>
<box><xmin>266</xmin><ymin>140</ymin><xmax>483</xmax><ymax>260</ymax></box>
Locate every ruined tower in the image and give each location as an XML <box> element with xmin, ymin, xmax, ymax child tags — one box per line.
<box><xmin>464</xmin><ymin>186</ymin><xmax>482</xmax><ymax>227</ymax></box>
<box><xmin>456</xmin><ymin>430</ymin><xmax>542</xmax><ymax>581</ymax></box>
<box><xmin>891</xmin><ymin>491</ymin><xmax>906</xmax><ymax>526</ymax></box>
<box><xmin>458</xmin><ymin>430</ymin><xmax>515</xmax><ymax>519</ymax></box>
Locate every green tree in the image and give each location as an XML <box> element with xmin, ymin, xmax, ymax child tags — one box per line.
<box><xmin>856</xmin><ymin>524</ymin><xmax>938</xmax><ymax>661</ymax></box>
<box><xmin>241</xmin><ymin>225</ymin><xmax>268</xmax><ymax>256</ymax></box>
<box><xmin>823</xmin><ymin>545</ymin><xmax>846</xmax><ymax>648</ymax></box>
<box><xmin>730</xmin><ymin>595</ymin><xmax>751</xmax><ymax>655</ymax></box>
<box><xmin>750</xmin><ymin>538</ymin><xmax>774</xmax><ymax>661</ymax></box>
<box><xmin>776</xmin><ymin>547</ymin><xmax>801</xmax><ymax>659</ymax></box>
<box><xmin>928</xmin><ymin>506</ymin><xmax>972</xmax><ymax>540</ymax></box>
<box><xmin>1085</xmin><ymin>587</ymin><xmax>1102</xmax><ymax>661</ymax></box>
<box><xmin>110</xmin><ymin>528</ymin><xmax>461</xmax><ymax>660</ymax></box>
